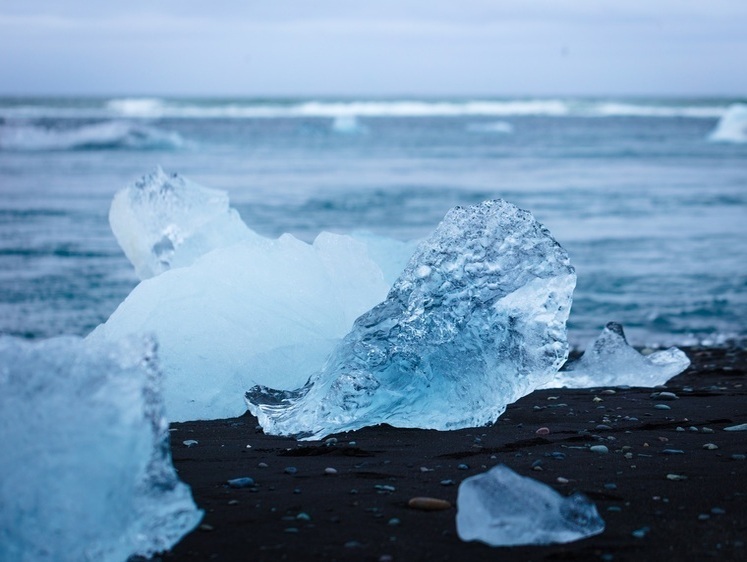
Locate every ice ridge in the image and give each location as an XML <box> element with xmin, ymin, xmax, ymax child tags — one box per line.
<box><xmin>246</xmin><ymin>199</ymin><xmax>576</xmax><ymax>439</ymax></box>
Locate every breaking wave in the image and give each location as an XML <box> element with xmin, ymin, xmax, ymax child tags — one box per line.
<box><xmin>708</xmin><ymin>103</ymin><xmax>747</xmax><ymax>143</ymax></box>
<box><xmin>0</xmin><ymin>97</ymin><xmax>731</xmax><ymax>120</ymax></box>
<box><xmin>0</xmin><ymin>121</ymin><xmax>185</xmax><ymax>151</ymax></box>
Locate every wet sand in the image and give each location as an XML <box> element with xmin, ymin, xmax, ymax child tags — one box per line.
<box><xmin>164</xmin><ymin>347</ymin><xmax>746</xmax><ymax>561</ymax></box>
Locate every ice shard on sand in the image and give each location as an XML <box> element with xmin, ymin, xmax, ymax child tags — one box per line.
<box><xmin>545</xmin><ymin>322</ymin><xmax>690</xmax><ymax>389</ymax></box>
<box><xmin>456</xmin><ymin>464</ymin><xmax>605</xmax><ymax>546</ymax></box>
<box><xmin>246</xmin><ymin>199</ymin><xmax>576</xmax><ymax>439</ymax></box>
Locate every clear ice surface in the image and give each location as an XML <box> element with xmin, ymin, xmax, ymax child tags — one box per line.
<box><xmin>0</xmin><ymin>335</ymin><xmax>202</xmax><ymax>562</ymax></box>
<box><xmin>544</xmin><ymin>322</ymin><xmax>690</xmax><ymax>389</ymax></box>
<box><xmin>93</xmin><ymin>170</ymin><xmax>393</xmax><ymax>421</ymax></box>
<box><xmin>246</xmin><ymin>199</ymin><xmax>576</xmax><ymax>439</ymax></box>
<box><xmin>456</xmin><ymin>464</ymin><xmax>605</xmax><ymax>546</ymax></box>
<box><xmin>109</xmin><ymin>167</ymin><xmax>257</xmax><ymax>280</ymax></box>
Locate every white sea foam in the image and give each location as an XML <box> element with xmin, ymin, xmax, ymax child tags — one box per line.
<box><xmin>0</xmin><ymin>98</ymin><xmax>733</xmax><ymax>121</ymax></box>
<box><xmin>107</xmin><ymin>98</ymin><xmax>168</xmax><ymax>118</ymax></box>
<box><xmin>708</xmin><ymin>103</ymin><xmax>747</xmax><ymax>143</ymax></box>
<box><xmin>0</xmin><ymin>121</ymin><xmax>185</xmax><ymax>151</ymax></box>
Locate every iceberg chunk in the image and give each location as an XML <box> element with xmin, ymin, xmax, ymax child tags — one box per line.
<box><xmin>708</xmin><ymin>103</ymin><xmax>747</xmax><ymax>143</ymax></box>
<box><xmin>456</xmin><ymin>464</ymin><xmax>605</xmax><ymax>546</ymax></box>
<box><xmin>246</xmin><ymin>199</ymin><xmax>575</xmax><ymax>439</ymax></box>
<box><xmin>94</xmin><ymin>170</ymin><xmax>392</xmax><ymax>421</ymax></box>
<box><xmin>109</xmin><ymin>167</ymin><xmax>257</xmax><ymax>280</ymax></box>
<box><xmin>0</xmin><ymin>335</ymin><xmax>202</xmax><ymax>562</ymax></box>
<box><xmin>91</xmin><ymin>230</ymin><xmax>390</xmax><ymax>421</ymax></box>
<box><xmin>544</xmin><ymin>322</ymin><xmax>691</xmax><ymax>388</ymax></box>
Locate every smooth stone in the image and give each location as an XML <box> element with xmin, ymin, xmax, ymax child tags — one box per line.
<box><xmin>654</xmin><ymin>404</ymin><xmax>671</xmax><ymax>410</ymax></box>
<box><xmin>183</xmin><ymin>439</ymin><xmax>199</xmax><ymax>447</ymax></box>
<box><xmin>651</xmin><ymin>392</ymin><xmax>678</xmax><ymax>400</ymax></box>
<box><xmin>589</xmin><ymin>445</ymin><xmax>609</xmax><ymax>454</ymax></box>
<box><xmin>227</xmin><ymin>477</ymin><xmax>255</xmax><ymax>488</ymax></box>
<box><xmin>407</xmin><ymin>497</ymin><xmax>452</xmax><ymax>511</ymax></box>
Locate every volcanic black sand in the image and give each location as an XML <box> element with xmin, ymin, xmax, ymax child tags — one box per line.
<box><xmin>163</xmin><ymin>347</ymin><xmax>746</xmax><ymax>561</ymax></box>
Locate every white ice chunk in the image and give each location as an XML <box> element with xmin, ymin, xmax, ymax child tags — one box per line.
<box><xmin>708</xmin><ymin>104</ymin><xmax>747</xmax><ymax>143</ymax></box>
<box><xmin>456</xmin><ymin>465</ymin><xmax>604</xmax><ymax>546</ymax></box>
<box><xmin>246</xmin><ymin>199</ymin><xmax>576</xmax><ymax>439</ymax></box>
<box><xmin>544</xmin><ymin>322</ymin><xmax>690</xmax><ymax>388</ymax></box>
<box><xmin>0</xmin><ymin>335</ymin><xmax>202</xmax><ymax>562</ymax></box>
<box><xmin>110</xmin><ymin>167</ymin><xmax>257</xmax><ymax>279</ymax></box>
<box><xmin>95</xmin><ymin>170</ymin><xmax>393</xmax><ymax>421</ymax></box>
<box><xmin>91</xmin><ymin>230</ymin><xmax>389</xmax><ymax>421</ymax></box>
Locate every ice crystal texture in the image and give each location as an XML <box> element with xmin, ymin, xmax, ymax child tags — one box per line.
<box><xmin>456</xmin><ymin>465</ymin><xmax>605</xmax><ymax>546</ymax></box>
<box><xmin>246</xmin><ymin>199</ymin><xmax>575</xmax><ymax>439</ymax></box>
<box><xmin>545</xmin><ymin>322</ymin><xmax>690</xmax><ymax>388</ymax></box>
<box><xmin>0</xmin><ymin>336</ymin><xmax>202</xmax><ymax>562</ymax></box>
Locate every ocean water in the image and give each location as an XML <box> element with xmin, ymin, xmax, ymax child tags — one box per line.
<box><xmin>1</xmin><ymin>97</ymin><xmax>745</xmax><ymax>348</ymax></box>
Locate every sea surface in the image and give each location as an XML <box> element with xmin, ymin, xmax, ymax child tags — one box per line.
<box><xmin>1</xmin><ymin>97</ymin><xmax>745</xmax><ymax>348</ymax></box>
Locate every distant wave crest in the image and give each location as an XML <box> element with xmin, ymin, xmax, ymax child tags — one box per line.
<box><xmin>0</xmin><ymin>98</ymin><xmax>731</xmax><ymax>120</ymax></box>
<box><xmin>708</xmin><ymin>103</ymin><xmax>747</xmax><ymax>143</ymax></box>
<box><xmin>0</xmin><ymin>120</ymin><xmax>185</xmax><ymax>151</ymax></box>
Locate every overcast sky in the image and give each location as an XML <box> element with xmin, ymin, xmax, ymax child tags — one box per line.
<box><xmin>2</xmin><ymin>1</ymin><xmax>746</xmax><ymax>97</ymax></box>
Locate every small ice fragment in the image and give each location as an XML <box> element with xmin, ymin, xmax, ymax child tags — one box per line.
<box><xmin>0</xmin><ymin>335</ymin><xmax>202</xmax><ymax>562</ymax></box>
<box><xmin>456</xmin><ymin>465</ymin><xmax>604</xmax><ymax>546</ymax></box>
<box><xmin>543</xmin><ymin>322</ymin><xmax>690</xmax><ymax>389</ymax></box>
<box><xmin>724</xmin><ymin>423</ymin><xmax>747</xmax><ymax>432</ymax></box>
<box><xmin>183</xmin><ymin>439</ymin><xmax>199</xmax><ymax>447</ymax></box>
<box><xmin>247</xmin><ymin>199</ymin><xmax>575</xmax><ymax>439</ymax></box>
<box><xmin>331</xmin><ymin>115</ymin><xmax>368</xmax><ymax>134</ymax></box>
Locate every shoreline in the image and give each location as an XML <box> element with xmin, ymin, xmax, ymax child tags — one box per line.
<box><xmin>164</xmin><ymin>346</ymin><xmax>746</xmax><ymax>561</ymax></box>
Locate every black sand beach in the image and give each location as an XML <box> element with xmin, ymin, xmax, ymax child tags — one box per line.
<box><xmin>164</xmin><ymin>347</ymin><xmax>746</xmax><ymax>561</ymax></box>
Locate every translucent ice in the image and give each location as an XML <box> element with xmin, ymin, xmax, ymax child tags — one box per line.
<box><xmin>246</xmin><ymin>199</ymin><xmax>575</xmax><ymax>439</ymax></box>
<box><xmin>708</xmin><ymin>103</ymin><xmax>747</xmax><ymax>143</ymax></box>
<box><xmin>109</xmin><ymin>167</ymin><xmax>257</xmax><ymax>279</ymax></box>
<box><xmin>95</xmin><ymin>172</ymin><xmax>392</xmax><ymax>421</ymax></box>
<box><xmin>0</xmin><ymin>335</ymin><xmax>202</xmax><ymax>562</ymax></box>
<box><xmin>545</xmin><ymin>322</ymin><xmax>690</xmax><ymax>388</ymax></box>
<box><xmin>456</xmin><ymin>464</ymin><xmax>604</xmax><ymax>546</ymax></box>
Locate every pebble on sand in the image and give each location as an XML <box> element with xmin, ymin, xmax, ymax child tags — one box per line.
<box><xmin>324</xmin><ymin>467</ymin><xmax>338</xmax><ymax>475</ymax></box>
<box><xmin>407</xmin><ymin>497</ymin><xmax>452</xmax><ymax>511</ymax></box>
<box><xmin>535</xmin><ymin>427</ymin><xmax>550</xmax><ymax>435</ymax></box>
<box><xmin>227</xmin><ymin>477</ymin><xmax>255</xmax><ymax>488</ymax></box>
<box><xmin>589</xmin><ymin>445</ymin><xmax>609</xmax><ymax>454</ymax></box>
<box><xmin>183</xmin><ymin>439</ymin><xmax>199</xmax><ymax>447</ymax></box>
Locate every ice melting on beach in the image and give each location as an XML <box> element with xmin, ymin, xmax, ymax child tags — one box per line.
<box><xmin>93</xmin><ymin>170</ymin><xmax>390</xmax><ymax>421</ymax></box>
<box><xmin>708</xmin><ymin>103</ymin><xmax>747</xmax><ymax>143</ymax></box>
<box><xmin>246</xmin><ymin>199</ymin><xmax>575</xmax><ymax>439</ymax></box>
<box><xmin>545</xmin><ymin>322</ymin><xmax>690</xmax><ymax>388</ymax></box>
<box><xmin>0</xmin><ymin>336</ymin><xmax>202</xmax><ymax>562</ymax></box>
<box><xmin>456</xmin><ymin>465</ymin><xmax>605</xmax><ymax>546</ymax></box>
